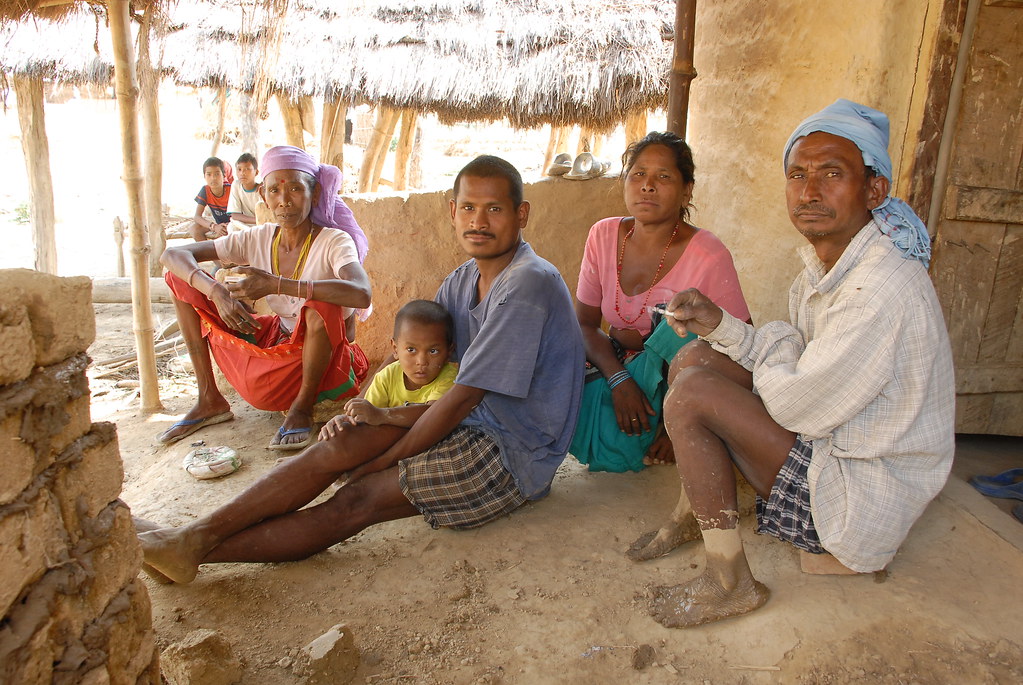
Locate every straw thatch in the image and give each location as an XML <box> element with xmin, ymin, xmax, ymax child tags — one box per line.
<box><xmin>159</xmin><ymin>0</ymin><xmax>675</xmax><ymax>131</ymax></box>
<box><xmin>0</xmin><ymin>0</ymin><xmax>675</xmax><ymax>131</ymax></box>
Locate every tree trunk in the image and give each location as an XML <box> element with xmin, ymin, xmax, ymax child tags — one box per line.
<box><xmin>320</xmin><ymin>97</ymin><xmax>346</xmax><ymax>168</ymax></box>
<box><xmin>393</xmin><ymin>110</ymin><xmax>418</xmax><ymax>191</ymax></box>
<box><xmin>13</xmin><ymin>75</ymin><xmax>57</xmax><ymax>275</ymax></box>
<box><xmin>240</xmin><ymin>92</ymin><xmax>259</xmax><ymax>155</ymax></box>
<box><xmin>277</xmin><ymin>93</ymin><xmax>305</xmax><ymax>149</ymax></box>
<box><xmin>139</xmin><ymin>4</ymin><xmax>165</xmax><ymax>276</ymax></box>
<box><xmin>358</xmin><ymin>105</ymin><xmax>399</xmax><ymax>193</ymax></box>
<box><xmin>109</xmin><ymin>0</ymin><xmax>163</xmax><ymax>413</ymax></box>
<box><xmin>625</xmin><ymin>110</ymin><xmax>647</xmax><ymax>146</ymax></box>
<box><xmin>667</xmin><ymin>0</ymin><xmax>698</xmax><ymax>137</ymax></box>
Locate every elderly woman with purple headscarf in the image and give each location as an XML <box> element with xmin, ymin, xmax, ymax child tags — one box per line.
<box><xmin>158</xmin><ymin>145</ymin><xmax>371</xmax><ymax>450</ymax></box>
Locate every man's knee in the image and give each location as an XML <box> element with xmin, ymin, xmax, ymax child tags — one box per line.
<box><xmin>668</xmin><ymin>340</ymin><xmax>718</xmax><ymax>384</ymax></box>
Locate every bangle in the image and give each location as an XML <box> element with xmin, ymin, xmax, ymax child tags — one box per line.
<box><xmin>187</xmin><ymin>267</ymin><xmax>202</xmax><ymax>288</ymax></box>
<box><xmin>607</xmin><ymin>370</ymin><xmax>631</xmax><ymax>390</ymax></box>
<box><xmin>277</xmin><ymin>275</ymin><xmax>282</xmax><ymax>296</ymax></box>
<box><xmin>308</xmin><ymin>280</ymin><xmax>314</xmax><ymax>301</ymax></box>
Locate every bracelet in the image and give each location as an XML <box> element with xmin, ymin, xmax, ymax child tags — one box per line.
<box><xmin>308</xmin><ymin>280</ymin><xmax>314</xmax><ymax>301</ymax></box>
<box><xmin>277</xmin><ymin>275</ymin><xmax>282</xmax><ymax>296</ymax></box>
<box><xmin>187</xmin><ymin>267</ymin><xmax>203</xmax><ymax>288</ymax></box>
<box><xmin>606</xmin><ymin>370</ymin><xmax>631</xmax><ymax>390</ymax></box>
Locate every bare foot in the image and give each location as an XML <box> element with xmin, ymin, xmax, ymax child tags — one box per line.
<box><xmin>133</xmin><ymin>517</ymin><xmax>174</xmax><ymax>584</ymax></box>
<box><xmin>626</xmin><ymin>514</ymin><xmax>701</xmax><ymax>561</ymax></box>
<box><xmin>649</xmin><ymin>572</ymin><xmax>769</xmax><ymax>628</ymax></box>
<box><xmin>641</xmin><ymin>429</ymin><xmax>676</xmax><ymax>466</ymax></box>
<box><xmin>138</xmin><ymin>528</ymin><xmax>206</xmax><ymax>584</ymax></box>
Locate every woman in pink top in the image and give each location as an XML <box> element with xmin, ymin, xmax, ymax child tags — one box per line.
<box><xmin>572</xmin><ymin>132</ymin><xmax>750</xmax><ymax>472</ymax></box>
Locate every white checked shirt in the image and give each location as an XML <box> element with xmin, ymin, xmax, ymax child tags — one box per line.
<box><xmin>706</xmin><ymin>221</ymin><xmax>956</xmax><ymax>571</ymax></box>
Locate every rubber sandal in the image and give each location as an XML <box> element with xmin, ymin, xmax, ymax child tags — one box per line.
<box><xmin>969</xmin><ymin>477</ymin><xmax>1023</xmax><ymax>500</ymax></box>
<box><xmin>157</xmin><ymin>411</ymin><xmax>234</xmax><ymax>445</ymax></box>
<box><xmin>547</xmin><ymin>152</ymin><xmax>572</xmax><ymax>176</ymax></box>
<box><xmin>267</xmin><ymin>426</ymin><xmax>314</xmax><ymax>451</ymax></box>
<box><xmin>970</xmin><ymin>467</ymin><xmax>1023</xmax><ymax>487</ymax></box>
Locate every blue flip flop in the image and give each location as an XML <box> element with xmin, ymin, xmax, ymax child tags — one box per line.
<box><xmin>970</xmin><ymin>467</ymin><xmax>1023</xmax><ymax>487</ymax></box>
<box><xmin>969</xmin><ymin>475</ymin><xmax>1023</xmax><ymax>500</ymax></box>
<box><xmin>267</xmin><ymin>426</ymin><xmax>314</xmax><ymax>451</ymax></box>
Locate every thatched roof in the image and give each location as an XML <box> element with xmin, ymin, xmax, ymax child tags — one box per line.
<box><xmin>161</xmin><ymin>0</ymin><xmax>675</xmax><ymax>130</ymax></box>
<box><xmin>1</xmin><ymin>0</ymin><xmax>676</xmax><ymax>131</ymax></box>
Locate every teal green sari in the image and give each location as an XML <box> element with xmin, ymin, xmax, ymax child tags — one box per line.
<box><xmin>569</xmin><ymin>321</ymin><xmax>695</xmax><ymax>472</ymax></box>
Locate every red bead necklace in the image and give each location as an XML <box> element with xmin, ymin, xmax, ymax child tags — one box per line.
<box><xmin>614</xmin><ymin>220</ymin><xmax>679</xmax><ymax>325</ymax></box>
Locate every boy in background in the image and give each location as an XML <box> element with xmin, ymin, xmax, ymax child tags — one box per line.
<box><xmin>321</xmin><ymin>299</ymin><xmax>457</xmax><ymax>436</ymax></box>
<box><xmin>228</xmin><ymin>152</ymin><xmax>261</xmax><ymax>227</ymax></box>
<box><xmin>190</xmin><ymin>156</ymin><xmax>232</xmax><ymax>241</ymax></box>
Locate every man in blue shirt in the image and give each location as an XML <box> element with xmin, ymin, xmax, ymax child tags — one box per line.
<box><xmin>138</xmin><ymin>156</ymin><xmax>584</xmax><ymax>583</ymax></box>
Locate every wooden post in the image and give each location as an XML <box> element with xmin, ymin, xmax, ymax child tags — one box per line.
<box><xmin>358</xmin><ymin>105</ymin><xmax>399</xmax><ymax>193</ymax></box>
<box><xmin>393</xmin><ymin>109</ymin><xmax>418</xmax><ymax>191</ymax></box>
<box><xmin>409</xmin><ymin>123</ymin><xmax>423</xmax><ymax>189</ymax></box>
<box><xmin>625</xmin><ymin>110</ymin><xmax>647</xmax><ymax>145</ymax></box>
<box><xmin>370</xmin><ymin>107</ymin><xmax>400</xmax><ymax>192</ymax></box>
<box><xmin>109</xmin><ymin>0</ymin><xmax>163</xmax><ymax>413</ymax></box>
<box><xmin>277</xmin><ymin>92</ymin><xmax>305</xmax><ymax>148</ymax></box>
<box><xmin>13</xmin><ymin>74</ymin><xmax>57</xmax><ymax>274</ymax></box>
<box><xmin>576</xmin><ymin>126</ymin><xmax>594</xmax><ymax>155</ymax></box>
<box><xmin>211</xmin><ymin>85</ymin><xmax>227</xmax><ymax>156</ymax></box>
<box><xmin>321</xmin><ymin>97</ymin><xmax>346</xmax><ymax>168</ymax></box>
<box><xmin>591</xmin><ymin>134</ymin><xmax>605</xmax><ymax>158</ymax></box>
<box><xmin>299</xmin><ymin>96</ymin><xmax>316</xmax><ymax>137</ymax></box>
<box><xmin>542</xmin><ymin>125</ymin><xmax>560</xmax><ymax>174</ymax></box>
<box><xmin>666</xmin><ymin>0</ymin><xmax>697</xmax><ymax>137</ymax></box>
<box><xmin>139</xmin><ymin>4</ymin><xmax>165</xmax><ymax>276</ymax></box>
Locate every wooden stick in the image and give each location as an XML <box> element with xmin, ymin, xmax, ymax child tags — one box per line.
<box><xmin>109</xmin><ymin>0</ymin><xmax>163</xmax><ymax>412</ymax></box>
<box><xmin>139</xmin><ymin>5</ymin><xmax>165</xmax><ymax>276</ymax></box>
<box><xmin>14</xmin><ymin>74</ymin><xmax>58</xmax><ymax>275</ymax></box>
<box><xmin>393</xmin><ymin>110</ymin><xmax>418</xmax><ymax>190</ymax></box>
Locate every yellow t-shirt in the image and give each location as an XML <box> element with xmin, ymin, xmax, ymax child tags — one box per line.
<box><xmin>363</xmin><ymin>361</ymin><xmax>458</xmax><ymax>408</ymax></box>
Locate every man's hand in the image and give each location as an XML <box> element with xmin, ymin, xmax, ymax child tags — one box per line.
<box><xmin>664</xmin><ymin>288</ymin><xmax>724</xmax><ymax>338</ymax></box>
<box><xmin>342</xmin><ymin>398</ymin><xmax>386</xmax><ymax>426</ymax></box>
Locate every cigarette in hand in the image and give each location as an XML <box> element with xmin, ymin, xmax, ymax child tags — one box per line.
<box><xmin>648</xmin><ymin>305</ymin><xmax>679</xmax><ymax>319</ymax></box>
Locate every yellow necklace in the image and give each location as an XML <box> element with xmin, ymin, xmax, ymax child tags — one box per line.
<box><xmin>271</xmin><ymin>227</ymin><xmax>315</xmax><ymax>280</ymax></box>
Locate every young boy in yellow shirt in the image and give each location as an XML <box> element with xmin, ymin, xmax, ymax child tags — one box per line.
<box><xmin>320</xmin><ymin>300</ymin><xmax>458</xmax><ymax>437</ymax></box>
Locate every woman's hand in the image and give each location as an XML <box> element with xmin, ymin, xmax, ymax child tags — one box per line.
<box><xmin>209</xmin><ymin>282</ymin><xmax>260</xmax><ymax>334</ymax></box>
<box><xmin>226</xmin><ymin>265</ymin><xmax>277</xmax><ymax>301</ymax></box>
<box><xmin>610</xmin><ymin>377</ymin><xmax>656</xmax><ymax>435</ymax></box>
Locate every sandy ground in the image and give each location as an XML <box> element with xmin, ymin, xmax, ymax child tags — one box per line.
<box><xmin>86</xmin><ymin>303</ymin><xmax>1023</xmax><ymax>684</ymax></box>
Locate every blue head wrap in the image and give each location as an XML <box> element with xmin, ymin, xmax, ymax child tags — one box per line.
<box><xmin>782</xmin><ymin>99</ymin><xmax>931</xmax><ymax>268</ymax></box>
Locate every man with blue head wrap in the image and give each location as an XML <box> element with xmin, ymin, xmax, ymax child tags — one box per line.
<box><xmin>627</xmin><ymin>100</ymin><xmax>956</xmax><ymax>628</ymax></box>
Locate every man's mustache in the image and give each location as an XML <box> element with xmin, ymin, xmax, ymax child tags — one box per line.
<box><xmin>463</xmin><ymin>231</ymin><xmax>495</xmax><ymax>239</ymax></box>
<box><xmin>793</xmin><ymin>203</ymin><xmax>836</xmax><ymax>218</ymax></box>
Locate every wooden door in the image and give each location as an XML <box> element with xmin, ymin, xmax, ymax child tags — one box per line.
<box><xmin>930</xmin><ymin>0</ymin><xmax>1023</xmax><ymax>435</ymax></box>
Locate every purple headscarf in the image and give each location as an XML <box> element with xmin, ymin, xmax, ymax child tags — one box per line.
<box><xmin>261</xmin><ymin>145</ymin><xmax>369</xmax><ymax>264</ymax></box>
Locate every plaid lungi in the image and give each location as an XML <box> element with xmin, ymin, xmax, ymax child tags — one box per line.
<box><xmin>755</xmin><ymin>437</ymin><xmax>825</xmax><ymax>554</ymax></box>
<box><xmin>399</xmin><ymin>426</ymin><xmax>526</xmax><ymax>530</ymax></box>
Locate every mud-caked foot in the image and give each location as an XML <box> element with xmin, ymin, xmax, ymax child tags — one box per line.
<box><xmin>626</xmin><ymin>514</ymin><xmax>702</xmax><ymax>561</ymax></box>
<box><xmin>649</xmin><ymin>572</ymin><xmax>769</xmax><ymax>628</ymax></box>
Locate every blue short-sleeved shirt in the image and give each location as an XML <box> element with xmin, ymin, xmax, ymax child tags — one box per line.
<box><xmin>436</xmin><ymin>242</ymin><xmax>585</xmax><ymax>500</ymax></box>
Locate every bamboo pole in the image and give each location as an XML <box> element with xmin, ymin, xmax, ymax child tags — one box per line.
<box><xmin>625</xmin><ymin>110</ymin><xmax>647</xmax><ymax>146</ymax></box>
<box><xmin>211</xmin><ymin>85</ymin><xmax>227</xmax><ymax>156</ymax></box>
<box><xmin>393</xmin><ymin>109</ymin><xmax>418</xmax><ymax>191</ymax></box>
<box><xmin>667</xmin><ymin>0</ymin><xmax>698</xmax><ymax>137</ymax></box>
<box><xmin>13</xmin><ymin>74</ymin><xmax>57</xmax><ymax>275</ymax></box>
<box><xmin>277</xmin><ymin>93</ymin><xmax>305</xmax><ymax>148</ymax></box>
<box><xmin>320</xmin><ymin>97</ymin><xmax>346</xmax><ymax>168</ymax></box>
<box><xmin>370</xmin><ymin>107</ymin><xmax>400</xmax><ymax>192</ymax></box>
<box><xmin>358</xmin><ymin>105</ymin><xmax>398</xmax><ymax>193</ymax></box>
<box><xmin>139</xmin><ymin>4</ymin><xmax>165</xmax><ymax>276</ymax></box>
<box><xmin>109</xmin><ymin>0</ymin><xmax>163</xmax><ymax>413</ymax></box>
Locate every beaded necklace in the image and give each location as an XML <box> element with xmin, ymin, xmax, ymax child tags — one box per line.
<box><xmin>614</xmin><ymin>220</ymin><xmax>679</xmax><ymax>325</ymax></box>
<box><xmin>271</xmin><ymin>227</ymin><xmax>315</xmax><ymax>280</ymax></box>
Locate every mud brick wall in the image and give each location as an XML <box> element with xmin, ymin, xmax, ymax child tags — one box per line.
<box><xmin>0</xmin><ymin>269</ymin><xmax>160</xmax><ymax>684</ymax></box>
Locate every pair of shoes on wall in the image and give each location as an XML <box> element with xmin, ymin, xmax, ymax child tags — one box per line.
<box><xmin>547</xmin><ymin>152</ymin><xmax>609</xmax><ymax>179</ymax></box>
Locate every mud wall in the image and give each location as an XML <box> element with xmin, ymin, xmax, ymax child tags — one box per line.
<box><xmin>0</xmin><ymin>269</ymin><xmax>159</xmax><ymax>684</ymax></box>
<box><xmin>686</xmin><ymin>0</ymin><xmax>945</xmax><ymax>323</ymax></box>
<box><xmin>348</xmin><ymin>176</ymin><xmax>627</xmax><ymax>365</ymax></box>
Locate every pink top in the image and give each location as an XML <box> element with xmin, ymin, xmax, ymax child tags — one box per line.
<box><xmin>576</xmin><ymin>217</ymin><xmax>750</xmax><ymax>336</ymax></box>
<box><xmin>215</xmin><ymin>223</ymin><xmax>359</xmax><ymax>332</ymax></box>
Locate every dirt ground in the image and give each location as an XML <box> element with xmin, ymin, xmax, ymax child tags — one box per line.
<box><xmin>86</xmin><ymin>303</ymin><xmax>1023</xmax><ymax>685</ymax></box>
